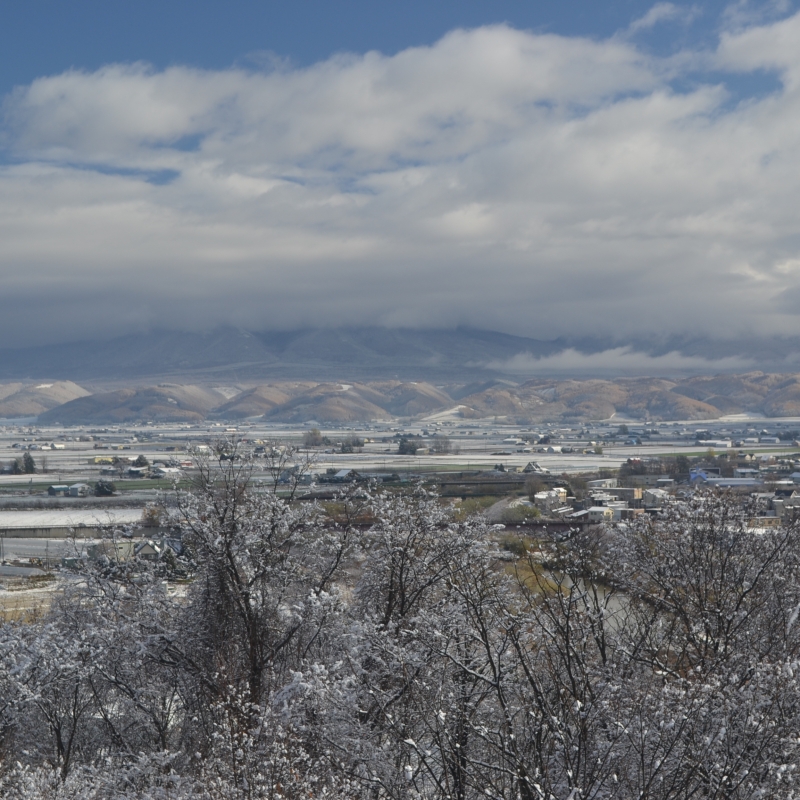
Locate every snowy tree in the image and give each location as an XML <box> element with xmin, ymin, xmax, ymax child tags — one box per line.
<box><xmin>3</xmin><ymin>475</ymin><xmax>800</xmax><ymax>798</ymax></box>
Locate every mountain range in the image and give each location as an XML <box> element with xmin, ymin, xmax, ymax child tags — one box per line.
<box><xmin>2</xmin><ymin>328</ymin><xmax>800</xmax><ymax>424</ymax></box>
<box><xmin>2</xmin><ymin>372</ymin><xmax>798</xmax><ymax>425</ymax></box>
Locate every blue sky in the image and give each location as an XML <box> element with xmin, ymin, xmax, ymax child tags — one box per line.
<box><xmin>2</xmin><ymin>1</ymin><xmax>800</xmax><ymax>365</ymax></box>
<box><xmin>1</xmin><ymin>1</ymin><xmax>786</xmax><ymax>97</ymax></box>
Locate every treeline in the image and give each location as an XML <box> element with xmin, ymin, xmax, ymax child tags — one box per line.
<box><xmin>2</xmin><ymin>447</ymin><xmax>800</xmax><ymax>798</ymax></box>
<box><xmin>2</xmin><ymin>452</ymin><xmax>36</xmax><ymax>474</ymax></box>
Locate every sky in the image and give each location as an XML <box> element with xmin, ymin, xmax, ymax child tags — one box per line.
<box><xmin>2</xmin><ymin>0</ymin><xmax>800</xmax><ymax>352</ymax></box>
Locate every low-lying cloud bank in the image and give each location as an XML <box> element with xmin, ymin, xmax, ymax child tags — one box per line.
<box><xmin>3</xmin><ymin>10</ymin><xmax>800</xmax><ymax>346</ymax></box>
<box><xmin>487</xmin><ymin>348</ymin><xmax>757</xmax><ymax>376</ymax></box>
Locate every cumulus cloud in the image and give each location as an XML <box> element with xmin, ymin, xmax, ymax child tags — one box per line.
<box><xmin>1</xmin><ymin>15</ymin><xmax>800</xmax><ymax>347</ymax></box>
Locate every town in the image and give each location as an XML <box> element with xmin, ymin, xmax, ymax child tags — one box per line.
<box><xmin>1</xmin><ymin>414</ymin><xmax>799</xmax><ymax>580</ymax></box>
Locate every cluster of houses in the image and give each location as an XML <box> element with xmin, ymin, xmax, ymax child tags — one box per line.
<box><xmin>91</xmin><ymin>454</ymin><xmax>187</xmax><ymax>479</ymax></box>
<box><xmin>527</xmin><ymin>478</ymin><xmax>673</xmax><ymax>524</ymax></box>
<box><xmin>11</xmin><ymin>441</ymin><xmax>65</xmax><ymax>451</ymax></box>
<box><xmin>525</xmin><ymin>466</ymin><xmax>800</xmax><ymax>527</ymax></box>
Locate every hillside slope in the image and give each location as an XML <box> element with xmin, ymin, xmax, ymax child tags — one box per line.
<box><xmin>38</xmin><ymin>385</ymin><xmax>230</xmax><ymax>424</ymax></box>
<box><xmin>0</xmin><ymin>381</ymin><xmax>90</xmax><ymax>418</ymax></box>
<box><xmin>28</xmin><ymin>372</ymin><xmax>800</xmax><ymax>424</ymax></box>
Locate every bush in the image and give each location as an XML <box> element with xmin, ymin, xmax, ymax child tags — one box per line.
<box><xmin>303</xmin><ymin>428</ymin><xmax>323</xmax><ymax>447</ymax></box>
<box><xmin>398</xmin><ymin>435</ymin><xmax>422</xmax><ymax>455</ymax></box>
<box><xmin>94</xmin><ymin>480</ymin><xmax>116</xmax><ymax>496</ymax></box>
<box><xmin>340</xmin><ymin>435</ymin><xmax>364</xmax><ymax>453</ymax></box>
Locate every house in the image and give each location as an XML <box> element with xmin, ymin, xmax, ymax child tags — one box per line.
<box><xmin>332</xmin><ymin>469</ymin><xmax>360</xmax><ymax>482</ymax></box>
<box><xmin>773</xmin><ymin>491</ymin><xmax>800</xmax><ymax>520</ymax></box>
<box><xmin>643</xmin><ymin>488</ymin><xmax>669</xmax><ymax>508</ymax></box>
<box><xmin>587</xmin><ymin>491</ymin><xmax>617</xmax><ymax>506</ymax></box>
<box><xmin>69</xmin><ymin>483</ymin><xmax>91</xmax><ymax>497</ymax></box>
<box><xmin>47</xmin><ymin>485</ymin><xmax>69</xmax><ymax>496</ymax></box>
<box><xmin>553</xmin><ymin>506</ymin><xmax>575</xmax><ymax>517</ymax></box>
<box><xmin>87</xmin><ymin>541</ymin><xmax>135</xmax><ymax>562</ymax></box>
<box><xmin>607</xmin><ymin>502</ymin><xmax>632</xmax><ymax>521</ymax></box>
<box><xmin>135</xmin><ymin>540</ymin><xmax>167</xmax><ymax>561</ymax></box>
<box><xmin>523</xmin><ymin>462</ymin><xmax>550</xmax><ymax>475</ymax></box>
<box><xmin>533</xmin><ymin>488</ymin><xmax>567</xmax><ymax>512</ymax></box>
<box><xmin>587</xmin><ymin>506</ymin><xmax>614</xmax><ymax>524</ymax></box>
<box><xmin>613</xmin><ymin>487</ymin><xmax>643</xmax><ymax>504</ymax></box>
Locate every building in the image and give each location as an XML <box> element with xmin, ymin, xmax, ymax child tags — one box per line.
<box><xmin>87</xmin><ymin>541</ymin><xmax>135</xmax><ymax>562</ymax></box>
<box><xmin>612</xmin><ymin>487</ymin><xmax>643</xmax><ymax>504</ymax></box>
<box><xmin>587</xmin><ymin>506</ymin><xmax>614</xmax><ymax>524</ymax></box>
<box><xmin>586</xmin><ymin>478</ymin><xmax>618</xmax><ymax>489</ymax></box>
<box><xmin>643</xmin><ymin>488</ymin><xmax>669</xmax><ymax>508</ymax></box>
<box><xmin>533</xmin><ymin>487</ymin><xmax>568</xmax><ymax>512</ymax></box>
<box><xmin>523</xmin><ymin>462</ymin><xmax>550</xmax><ymax>475</ymax></box>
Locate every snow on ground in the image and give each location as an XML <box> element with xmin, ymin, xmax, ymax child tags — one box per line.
<box><xmin>0</xmin><ymin>508</ymin><xmax>142</xmax><ymax>529</ymax></box>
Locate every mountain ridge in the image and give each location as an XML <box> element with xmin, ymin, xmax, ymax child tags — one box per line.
<box><xmin>22</xmin><ymin>372</ymin><xmax>800</xmax><ymax>424</ymax></box>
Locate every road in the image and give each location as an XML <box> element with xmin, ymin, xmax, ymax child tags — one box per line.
<box><xmin>0</xmin><ymin>537</ymin><xmax>99</xmax><ymax>560</ymax></box>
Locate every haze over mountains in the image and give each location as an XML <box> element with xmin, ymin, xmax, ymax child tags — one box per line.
<box><xmin>1</xmin><ymin>327</ymin><xmax>800</xmax><ymax>383</ymax></box>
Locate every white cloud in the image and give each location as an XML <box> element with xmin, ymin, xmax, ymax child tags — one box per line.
<box><xmin>627</xmin><ymin>3</ymin><xmax>698</xmax><ymax>34</ymax></box>
<box><xmin>485</xmin><ymin>348</ymin><xmax>756</xmax><ymax>376</ymax></box>
<box><xmin>1</xmin><ymin>18</ymin><xmax>800</xmax><ymax>346</ymax></box>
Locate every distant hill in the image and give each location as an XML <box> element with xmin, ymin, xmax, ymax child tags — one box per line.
<box><xmin>26</xmin><ymin>372</ymin><xmax>800</xmax><ymax>424</ymax></box>
<box><xmin>0</xmin><ymin>381</ymin><xmax>89</xmax><ymax>418</ymax></box>
<box><xmin>458</xmin><ymin>378</ymin><xmax>721</xmax><ymax>423</ymax></box>
<box><xmin>211</xmin><ymin>385</ymin><xmax>299</xmax><ymax>419</ymax></box>
<box><xmin>37</xmin><ymin>385</ymin><xmax>231</xmax><ymax>425</ymax></box>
